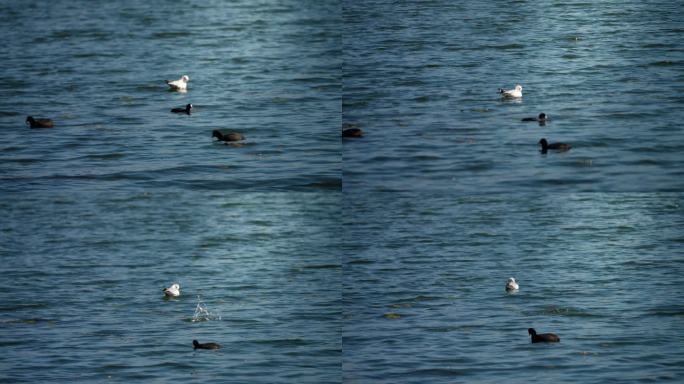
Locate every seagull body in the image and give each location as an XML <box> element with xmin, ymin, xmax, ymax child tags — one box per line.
<box><xmin>166</xmin><ymin>75</ymin><xmax>189</xmax><ymax>91</ymax></box>
<box><xmin>499</xmin><ymin>84</ymin><xmax>523</xmax><ymax>98</ymax></box>
<box><xmin>163</xmin><ymin>283</ymin><xmax>180</xmax><ymax>297</ymax></box>
<box><xmin>506</xmin><ymin>277</ymin><xmax>519</xmax><ymax>291</ymax></box>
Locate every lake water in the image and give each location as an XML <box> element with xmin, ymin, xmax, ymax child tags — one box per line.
<box><xmin>1</xmin><ymin>191</ymin><xmax>341</xmax><ymax>383</ymax></box>
<box><xmin>1</xmin><ymin>0</ymin><xmax>340</xmax><ymax>382</ymax></box>
<box><xmin>342</xmin><ymin>0</ymin><xmax>684</xmax><ymax>192</ymax></box>
<box><xmin>342</xmin><ymin>192</ymin><xmax>683</xmax><ymax>383</ymax></box>
<box><xmin>341</xmin><ymin>1</ymin><xmax>684</xmax><ymax>382</ymax></box>
<box><xmin>2</xmin><ymin>0</ymin><xmax>683</xmax><ymax>383</ymax></box>
<box><xmin>1</xmin><ymin>0</ymin><xmax>340</xmax><ymax>192</ymax></box>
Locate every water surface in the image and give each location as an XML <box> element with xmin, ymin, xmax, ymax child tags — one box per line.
<box><xmin>343</xmin><ymin>0</ymin><xmax>684</xmax><ymax>192</ymax></box>
<box><xmin>343</xmin><ymin>192</ymin><xmax>684</xmax><ymax>383</ymax></box>
<box><xmin>0</xmin><ymin>0</ymin><xmax>341</xmax><ymax>382</ymax></box>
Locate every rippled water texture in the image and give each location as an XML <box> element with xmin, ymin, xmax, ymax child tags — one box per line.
<box><xmin>0</xmin><ymin>0</ymin><xmax>340</xmax><ymax>382</ymax></box>
<box><xmin>0</xmin><ymin>0</ymin><xmax>340</xmax><ymax>192</ymax></box>
<box><xmin>0</xmin><ymin>191</ymin><xmax>341</xmax><ymax>382</ymax></box>
<box><xmin>343</xmin><ymin>0</ymin><xmax>684</xmax><ymax>192</ymax></box>
<box><xmin>2</xmin><ymin>0</ymin><xmax>683</xmax><ymax>383</ymax></box>
<box><xmin>343</xmin><ymin>193</ymin><xmax>684</xmax><ymax>383</ymax></box>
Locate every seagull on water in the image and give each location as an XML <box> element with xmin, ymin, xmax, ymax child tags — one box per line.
<box><xmin>499</xmin><ymin>84</ymin><xmax>523</xmax><ymax>98</ymax></box>
<box><xmin>166</xmin><ymin>75</ymin><xmax>189</xmax><ymax>91</ymax></box>
<box><xmin>163</xmin><ymin>283</ymin><xmax>180</xmax><ymax>297</ymax></box>
<box><xmin>506</xmin><ymin>277</ymin><xmax>519</xmax><ymax>291</ymax></box>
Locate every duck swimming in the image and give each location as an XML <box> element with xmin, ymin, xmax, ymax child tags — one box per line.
<box><xmin>26</xmin><ymin>116</ymin><xmax>54</xmax><ymax>128</ymax></box>
<box><xmin>193</xmin><ymin>340</ymin><xmax>221</xmax><ymax>350</ymax></box>
<box><xmin>499</xmin><ymin>85</ymin><xmax>523</xmax><ymax>98</ymax></box>
<box><xmin>522</xmin><ymin>113</ymin><xmax>547</xmax><ymax>122</ymax></box>
<box><xmin>528</xmin><ymin>328</ymin><xmax>560</xmax><ymax>343</ymax></box>
<box><xmin>212</xmin><ymin>130</ymin><xmax>245</xmax><ymax>142</ymax></box>
<box><xmin>171</xmin><ymin>104</ymin><xmax>192</xmax><ymax>114</ymax></box>
<box><xmin>539</xmin><ymin>138</ymin><xmax>571</xmax><ymax>153</ymax></box>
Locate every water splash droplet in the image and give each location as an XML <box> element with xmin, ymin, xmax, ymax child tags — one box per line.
<box><xmin>192</xmin><ymin>295</ymin><xmax>221</xmax><ymax>322</ymax></box>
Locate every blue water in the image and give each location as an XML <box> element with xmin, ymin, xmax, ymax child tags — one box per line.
<box><xmin>1</xmin><ymin>0</ymin><xmax>340</xmax><ymax>192</ymax></box>
<box><xmin>343</xmin><ymin>193</ymin><xmax>684</xmax><ymax>383</ymax></box>
<box><xmin>0</xmin><ymin>0</ymin><xmax>340</xmax><ymax>383</ymax></box>
<box><xmin>342</xmin><ymin>0</ymin><xmax>684</xmax><ymax>192</ymax></box>
<box><xmin>339</xmin><ymin>1</ymin><xmax>683</xmax><ymax>382</ymax></box>
<box><xmin>2</xmin><ymin>0</ymin><xmax>684</xmax><ymax>383</ymax></box>
<box><xmin>1</xmin><ymin>191</ymin><xmax>341</xmax><ymax>382</ymax></box>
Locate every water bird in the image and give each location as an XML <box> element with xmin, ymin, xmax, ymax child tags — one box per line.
<box><xmin>212</xmin><ymin>130</ymin><xmax>245</xmax><ymax>142</ymax></box>
<box><xmin>499</xmin><ymin>84</ymin><xmax>523</xmax><ymax>98</ymax></box>
<box><xmin>522</xmin><ymin>113</ymin><xmax>547</xmax><ymax>122</ymax></box>
<box><xmin>528</xmin><ymin>328</ymin><xmax>560</xmax><ymax>343</ymax></box>
<box><xmin>342</xmin><ymin>128</ymin><xmax>363</xmax><ymax>138</ymax></box>
<box><xmin>506</xmin><ymin>277</ymin><xmax>519</xmax><ymax>291</ymax></box>
<box><xmin>165</xmin><ymin>75</ymin><xmax>189</xmax><ymax>91</ymax></box>
<box><xmin>193</xmin><ymin>340</ymin><xmax>221</xmax><ymax>350</ymax></box>
<box><xmin>171</xmin><ymin>104</ymin><xmax>192</xmax><ymax>114</ymax></box>
<box><xmin>26</xmin><ymin>116</ymin><xmax>54</xmax><ymax>128</ymax></box>
<box><xmin>539</xmin><ymin>138</ymin><xmax>571</xmax><ymax>153</ymax></box>
<box><xmin>163</xmin><ymin>283</ymin><xmax>180</xmax><ymax>297</ymax></box>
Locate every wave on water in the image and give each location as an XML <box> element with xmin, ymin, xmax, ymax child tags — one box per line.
<box><xmin>0</xmin><ymin>303</ymin><xmax>49</xmax><ymax>311</ymax></box>
<box><xmin>527</xmin><ymin>306</ymin><xmax>600</xmax><ymax>318</ymax></box>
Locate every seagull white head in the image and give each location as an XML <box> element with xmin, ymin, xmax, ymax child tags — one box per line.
<box><xmin>506</xmin><ymin>277</ymin><xmax>519</xmax><ymax>291</ymax></box>
<box><xmin>163</xmin><ymin>283</ymin><xmax>181</xmax><ymax>297</ymax></box>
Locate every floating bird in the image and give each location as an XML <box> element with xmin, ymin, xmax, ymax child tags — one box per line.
<box><xmin>163</xmin><ymin>283</ymin><xmax>180</xmax><ymax>297</ymax></box>
<box><xmin>165</xmin><ymin>75</ymin><xmax>189</xmax><ymax>91</ymax></box>
<box><xmin>212</xmin><ymin>130</ymin><xmax>245</xmax><ymax>142</ymax></box>
<box><xmin>193</xmin><ymin>340</ymin><xmax>221</xmax><ymax>350</ymax></box>
<box><xmin>26</xmin><ymin>116</ymin><xmax>54</xmax><ymax>128</ymax></box>
<box><xmin>171</xmin><ymin>104</ymin><xmax>193</xmax><ymax>114</ymax></box>
<box><xmin>499</xmin><ymin>85</ymin><xmax>523</xmax><ymax>98</ymax></box>
<box><xmin>342</xmin><ymin>128</ymin><xmax>363</xmax><ymax>138</ymax></box>
<box><xmin>506</xmin><ymin>277</ymin><xmax>519</xmax><ymax>291</ymax></box>
<box><xmin>528</xmin><ymin>328</ymin><xmax>560</xmax><ymax>343</ymax></box>
<box><xmin>522</xmin><ymin>113</ymin><xmax>547</xmax><ymax>122</ymax></box>
<box><xmin>539</xmin><ymin>138</ymin><xmax>571</xmax><ymax>153</ymax></box>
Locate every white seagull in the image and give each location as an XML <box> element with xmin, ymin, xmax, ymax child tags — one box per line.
<box><xmin>499</xmin><ymin>84</ymin><xmax>523</xmax><ymax>98</ymax></box>
<box><xmin>506</xmin><ymin>277</ymin><xmax>519</xmax><ymax>291</ymax></box>
<box><xmin>165</xmin><ymin>75</ymin><xmax>190</xmax><ymax>91</ymax></box>
<box><xmin>163</xmin><ymin>283</ymin><xmax>181</xmax><ymax>297</ymax></box>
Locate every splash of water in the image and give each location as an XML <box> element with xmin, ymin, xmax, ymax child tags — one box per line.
<box><xmin>192</xmin><ymin>295</ymin><xmax>221</xmax><ymax>322</ymax></box>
